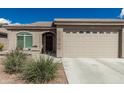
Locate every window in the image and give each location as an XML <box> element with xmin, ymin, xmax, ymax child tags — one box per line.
<box><xmin>113</xmin><ymin>31</ymin><xmax>117</xmax><ymax>34</ymax></box>
<box><xmin>0</xmin><ymin>33</ymin><xmax>7</xmax><ymax>38</ymax></box>
<box><xmin>79</xmin><ymin>31</ymin><xmax>84</xmax><ymax>33</ymax></box>
<box><xmin>86</xmin><ymin>31</ymin><xmax>90</xmax><ymax>34</ymax></box>
<box><xmin>92</xmin><ymin>31</ymin><xmax>97</xmax><ymax>34</ymax></box>
<box><xmin>99</xmin><ymin>31</ymin><xmax>104</xmax><ymax>34</ymax></box>
<box><xmin>17</xmin><ymin>32</ymin><xmax>32</xmax><ymax>49</ymax></box>
<box><xmin>106</xmin><ymin>31</ymin><xmax>111</xmax><ymax>34</ymax></box>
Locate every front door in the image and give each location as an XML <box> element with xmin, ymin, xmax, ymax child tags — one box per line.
<box><xmin>42</xmin><ymin>32</ymin><xmax>55</xmax><ymax>55</ymax></box>
<box><xmin>45</xmin><ymin>34</ymin><xmax>53</xmax><ymax>53</ymax></box>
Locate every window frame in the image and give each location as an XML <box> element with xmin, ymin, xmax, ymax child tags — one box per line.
<box><xmin>17</xmin><ymin>32</ymin><xmax>32</xmax><ymax>49</ymax></box>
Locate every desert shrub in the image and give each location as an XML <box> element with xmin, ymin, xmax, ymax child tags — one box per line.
<box><xmin>22</xmin><ymin>56</ymin><xmax>59</xmax><ymax>83</ymax></box>
<box><xmin>4</xmin><ymin>50</ymin><xmax>26</xmax><ymax>74</ymax></box>
<box><xmin>0</xmin><ymin>43</ymin><xmax>4</xmax><ymax>51</ymax></box>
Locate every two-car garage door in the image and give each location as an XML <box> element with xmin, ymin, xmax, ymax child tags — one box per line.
<box><xmin>63</xmin><ymin>30</ymin><xmax>119</xmax><ymax>58</ymax></box>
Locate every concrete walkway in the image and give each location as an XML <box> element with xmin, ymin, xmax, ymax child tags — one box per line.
<box><xmin>62</xmin><ymin>58</ymin><xmax>124</xmax><ymax>84</ymax></box>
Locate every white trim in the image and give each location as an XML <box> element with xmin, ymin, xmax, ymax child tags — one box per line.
<box><xmin>24</xmin><ymin>35</ymin><xmax>26</xmax><ymax>48</ymax></box>
<box><xmin>17</xmin><ymin>35</ymin><xmax>32</xmax><ymax>36</ymax></box>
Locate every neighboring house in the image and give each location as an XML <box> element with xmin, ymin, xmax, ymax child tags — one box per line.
<box><xmin>0</xmin><ymin>27</ymin><xmax>8</xmax><ymax>51</ymax></box>
<box><xmin>1</xmin><ymin>18</ymin><xmax>124</xmax><ymax>58</ymax></box>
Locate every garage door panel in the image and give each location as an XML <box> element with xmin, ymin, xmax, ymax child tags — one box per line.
<box><xmin>63</xmin><ymin>30</ymin><xmax>119</xmax><ymax>58</ymax></box>
<box><xmin>63</xmin><ymin>41</ymin><xmax>117</xmax><ymax>46</ymax></box>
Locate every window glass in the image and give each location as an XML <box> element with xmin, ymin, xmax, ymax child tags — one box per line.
<box><xmin>17</xmin><ymin>32</ymin><xmax>32</xmax><ymax>49</ymax></box>
<box><xmin>92</xmin><ymin>31</ymin><xmax>97</xmax><ymax>34</ymax></box>
<box><xmin>25</xmin><ymin>36</ymin><xmax>32</xmax><ymax>48</ymax></box>
<box><xmin>79</xmin><ymin>31</ymin><xmax>85</xmax><ymax>33</ymax></box>
<box><xmin>99</xmin><ymin>31</ymin><xmax>104</xmax><ymax>34</ymax></box>
<box><xmin>113</xmin><ymin>32</ymin><xmax>117</xmax><ymax>34</ymax></box>
<box><xmin>86</xmin><ymin>31</ymin><xmax>90</xmax><ymax>34</ymax></box>
<box><xmin>17</xmin><ymin>36</ymin><xmax>24</xmax><ymax>49</ymax></box>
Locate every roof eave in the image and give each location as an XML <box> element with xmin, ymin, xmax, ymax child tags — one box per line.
<box><xmin>54</xmin><ymin>23</ymin><xmax>124</xmax><ymax>26</ymax></box>
<box><xmin>54</xmin><ymin>19</ymin><xmax>124</xmax><ymax>26</ymax></box>
<box><xmin>3</xmin><ymin>25</ymin><xmax>56</xmax><ymax>30</ymax></box>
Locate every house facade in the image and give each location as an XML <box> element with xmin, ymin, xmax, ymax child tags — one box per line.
<box><xmin>1</xmin><ymin>18</ymin><xmax>124</xmax><ymax>58</ymax></box>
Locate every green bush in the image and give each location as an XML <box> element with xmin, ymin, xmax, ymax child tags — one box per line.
<box><xmin>0</xmin><ymin>43</ymin><xmax>4</xmax><ymax>51</ymax></box>
<box><xmin>22</xmin><ymin>56</ymin><xmax>58</xmax><ymax>83</ymax></box>
<box><xmin>4</xmin><ymin>50</ymin><xmax>26</xmax><ymax>74</ymax></box>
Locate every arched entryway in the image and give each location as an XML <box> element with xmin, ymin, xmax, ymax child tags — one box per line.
<box><xmin>42</xmin><ymin>32</ymin><xmax>56</xmax><ymax>55</ymax></box>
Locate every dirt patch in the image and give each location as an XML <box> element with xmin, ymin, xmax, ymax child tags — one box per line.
<box><xmin>0</xmin><ymin>61</ymin><xmax>68</xmax><ymax>84</ymax></box>
<box><xmin>47</xmin><ymin>63</ymin><xmax>68</xmax><ymax>84</ymax></box>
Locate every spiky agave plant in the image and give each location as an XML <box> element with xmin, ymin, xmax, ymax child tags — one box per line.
<box><xmin>4</xmin><ymin>50</ymin><xmax>26</xmax><ymax>74</ymax></box>
<box><xmin>22</xmin><ymin>56</ymin><xmax>59</xmax><ymax>83</ymax></box>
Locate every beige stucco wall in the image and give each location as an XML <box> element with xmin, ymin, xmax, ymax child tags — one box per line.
<box><xmin>57</xmin><ymin>25</ymin><xmax>121</xmax><ymax>30</ymax></box>
<box><xmin>122</xmin><ymin>27</ymin><xmax>124</xmax><ymax>58</ymax></box>
<box><xmin>56</xmin><ymin>28</ymin><xmax>63</xmax><ymax>57</ymax></box>
<box><xmin>8</xmin><ymin>30</ymin><xmax>42</xmax><ymax>52</ymax></box>
<box><xmin>8</xmin><ymin>30</ymin><xmax>56</xmax><ymax>54</ymax></box>
<box><xmin>8</xmin><ymin>31</ymin><xmax>16</xmax><ymax>50</ymax></box>
<box><xmin>6</xmin><ymin>25</ymin><xmax>123</xmax><ymax>58</ymax></box>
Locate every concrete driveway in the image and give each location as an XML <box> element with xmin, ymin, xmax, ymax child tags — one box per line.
<box><xmin>62</xmin><ymin>58</ymin><xmax>124</xmax><ymax>84</ymax></box>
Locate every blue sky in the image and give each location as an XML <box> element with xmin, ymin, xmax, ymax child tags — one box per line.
<box><xmin>0</xmin><ymin>8</ymin><xmax>122</xmax><ymax>24</ymax></box>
